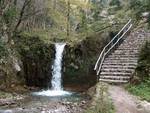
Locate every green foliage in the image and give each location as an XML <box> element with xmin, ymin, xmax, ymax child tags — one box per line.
<box><xmin>129</xmin><ymin>0</ymin><xmax>150</xmax><ymax>20</ymax></box>
<box><xmin>127</xmin><ymin>79</ymin><xmax>150</xmax><ymax>102</ymax></box>
<box><xmin>14</xmin><ymin>34</ymin><xmax>51</xmax><ymax>58</ymax></box>
<box><xmin>0</xmin><ymin>40</ymin><xmax>8</xmax><ymax>59</ymax></box>
<box><xmin>127</xmin><ymin>41</ymin><xmax>150</xmax><ymax>102</ymax></box>
<box><xmin>14</xmin><ymin>34</ymin><xmax>54</xmax><ymax>87</ymax></box>
<box><xmin>129</xmin><ymin>0</ymin><xmax>142</xmax><ymax>10</ymax></box>
<box><xmin>3</xmin><ymin>6</ymin><xmax>17</xmax><ymax>25</ymax></box>
<box><xmin>148</xmin><ymin>15</ymin><xmax>150</xmax><ymax>28</ymax></box>
<box><xmin>109</xmin><ymin>0</ymin><xmax>121</xmax><ymax>7</ymax></box>
<box><xmin>78</xmin><ymin>10</ymin><xmax>88</xmax><ymax>32</ymax></box>
<box><xmin>136</xmin><ymin>41</ymin><xmax>150</xmax><ymax>81</ymax></box>
<box><xmin>129</xmin><ymin>0</ymin><xmax>143</xmax><ymax>19</ymax></box>
<box><xmin>0</xmin><ymin>91</ymin><xmax>13</xmax><ymax>99</ymax></box>
<box><xmin>92</xmin><ymin>3</ymin><xmax>102</xmax><ymax>21</ymax></box>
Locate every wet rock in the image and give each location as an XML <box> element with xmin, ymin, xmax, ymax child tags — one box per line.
<box><xmin>81</xmin><ymin>101</ymin><xmax>86</xmax><ymax>104</ymax></box>
<box><xmin>0</xmin><ymin>92</ymin><xmax>89</xmax><ymax>113</ymax></box>
<box><xmin>142</xmin><ymin>12</ymin><xmax>149</xmax><ymax>18</ymax></box>
<box><xmin>41</xmin><ymin>111</ymin><xmax>46</xmax><ymax>113</ymax></box>
<box><xmin>73</xmin><ymin>102</ymin><xmax>78</xmax><ymax>106</ymax></box>
<box><xmin>0</xmin><ymin>99</ymin><xmax>16</xmax><ymax>106</ymax></box>
<box><xmin>41</xmin><ymin>108</ymin><xmax>46</xmax><ymax>111</ymax></box>
<box><xmin>80</xmin><ymin>101</ymin><xmax>87</xmax><ymax>107</ymax></box>
<box><xmin>16</xmin><ymin>108</ymin><xmax>24</xmax><ymax>111</ymax></box>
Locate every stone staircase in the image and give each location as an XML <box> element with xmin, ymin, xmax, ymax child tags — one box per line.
<box><xmin>99</xmin><ymin>29</ymin><xmax>149</xmax><ymax>83</ymax></box>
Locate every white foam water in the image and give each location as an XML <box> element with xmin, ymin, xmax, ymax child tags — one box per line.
<box><xmin>51</xmin><ymin>43</ymin><xmax>66</xmax><ymax>90</ymax></box>
<box><xmin>33</xmin><ymin>43</ymin><xmax>71</xmax><ymax>96</ymax></box>
<box><xmin>33</xmin><ymin>90</ymin><xmax>71</xmax><ymax>96</ymax></box>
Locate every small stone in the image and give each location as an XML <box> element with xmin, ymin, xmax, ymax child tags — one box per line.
<box><xmin>137</xmin><ymin>104</ymin><xmax>142</xmax><ymax>109</ymax></box>
<box><xmin>81</xmin><ymin>101</ymin><xmax>86</xmax><ymax>104</ymax></box>
<box><xmin>73</xmin><ymin>102</ymin><xmax>78</xmax><ymax>106</ymax></box>
<box><xmin>11</xmin><ymin>84</ymin><xmax>15</xmax><ymax>88</ymax></box>
<box><xmin>16</xmin><ymin>108</ymin><xmax>23</xmax><ymax>111</ymax></box>
<box><xmin>41</xmin><ymin>111</ymin><xmax>45</xmax><ymax>113</ymax></box>
<box><xmin>41</xmin><ymin>108</ymin><xmax>46</xmax><ymax>111</ymax></box>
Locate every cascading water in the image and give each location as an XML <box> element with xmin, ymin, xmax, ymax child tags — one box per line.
<box><xmin>51</xmin><ymin>43</ymin><xmax>66</xmax><ymax>90</ymax></box>
<box><xmin>33</xmin><ymin>43</ymin><xmax>71</xmax><ymax>96</ymax></box>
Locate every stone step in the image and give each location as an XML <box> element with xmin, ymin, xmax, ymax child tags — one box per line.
<box><xmin>124</xmin><ymin>41</ymin><xmax>145</xmax><ymax>43</ymax></box>
<box><xmin>124</xmin><ymin>39</ymin><xmax>145</xmax><ymax>41</ymax></box>
<box><xmin>104</xmin><ymin>60</ymin><xmax>137</xmax><ymax>63</ymax></box>
<box><xmin>111</xmin><ymin>53</ymin><xmax>139</xmax><ymax>56</ymax></box>
<box><xmin>108</xmin><ymin>55</ymin><xmax>139</xmax><ymax>58</ymax></box>
<box><xmin>99</xmin><ymin>79</ymin><xmax>128</xmax><ymax>83</ymax></box>
<box><xmin>121</xmin><ymin>43</ymin><xmax>142</xmax><ymax>45</ymax></box>
<box><xmin>100</xmin><ymin>72</ymin><xmax>132</xmax><ymax>76</ymax></box>
<box><xmin>121</xmin><ymin>43</ymin><xmax>145</xmax><ymax>46</ymax></box>
<box><xmin>114</xmin><ymin>50</ymin><xmax>139</xmax><ymax>53</ymax></box>
<box><xmin>118</xmin><ymin>47</ymin><xmax>140</xmax><ymax>49</ymax></box>
<box><xmin>101</xmin><ymin>68</ymin><xmax>134</xmax><ymax>73</ymax></box>
<box><xmin>100</xmin><ymin>76</ymin><xmax>130</xmax><ymax>80</ymax></box>
<box><xmin>95</xmin><ymin>28</ymin><xmax>149</xmax><ymax>84</ymax></box>
<box><xmin>122</xmin><ymin>39</ymin><xmax>143</xmax><ymax>42</ymax></box>
<box><xmin>121</xmin><ymin>41</ymin><xmax>144</xmax><ymax>43</ymax></box>
<box><xmin>102</xmin><ymin>62</ymin><xmax>137</xmax><ymax>66</ymax></box>
<box><xmin>117</xmin><ymin>46</ymin><xmax>139</xmax><ymax>48</ymax></box>
<box><xmin>122</xmin><ymin>39</ymin><xmax>145</xmax><ymax>42</ymax></box>
<box><xmin>123</xmin><ymin>39</ymin><xmax>145</xmax><ymax>41</ymax></box>
<box><xmin>102</xmin><ymin>65</ymin><xmax>136</xmax><ymax>69</ymax></box>
<box><xmin>119</xmin><ymin>45</ymin><xmax>143</xmax><ymax>48</ymax></box>
<box><xmin>105</xmin><ymin>57</ymin><xmax>138</xmax><ymax>61</ymax></box>
<box><xmin>118</xmin><ymin>45</ymin><xmax>141</xmax><ymax>48</ymax></box>
<box><xmin>117</xmin><ymin>48</ymin><xmax>139</xmax><ymax>50</ymax></box>
<box><xmin>122</xmin><ymin>41</ymin><xmax>145</xmax><ymax>43</ymax></box>
<box><xmin>113</xmin><ymin>53</ymin><xmax>139</xmax><ymax>56</ymax></box>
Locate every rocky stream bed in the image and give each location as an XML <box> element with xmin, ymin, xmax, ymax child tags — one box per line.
<box><xmin>0</xmin><ymin>90</ymin><xmax>90</xmax><ymax>113</ymax></box>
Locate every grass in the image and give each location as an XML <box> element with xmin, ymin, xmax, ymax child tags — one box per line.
<box><xmin>127</xmin><ymin>79</ymin><xmax>150</xmax><ymax>102</ymax></box>
<box><xmin>126</xmin><ymin>41</ymin><xmax>150</xmax><ymax>102</ymax></box>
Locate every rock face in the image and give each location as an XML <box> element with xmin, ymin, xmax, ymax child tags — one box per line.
<box><xmin>99</xmin><ymin>29</ymin><xmax>149</xmax><ymax>83</ymax></box>
<box><xmin>15</xmin><ymin>29</ymin><xmax>117</xmax><ymax>88</ymax></box>
<box><xmin>14</xmin><ymin>35</ymin><xmax>55</xmax><ymax>88</ymax></box>
<box><xmin>63</xmin><ymin>32</ymin><xmax>112</xmax><ymax>86</ymax></box>
<box><xmin>0</xmin><ymin>51</ymin><xmax>25</xmax><ymax>89</ymax></box>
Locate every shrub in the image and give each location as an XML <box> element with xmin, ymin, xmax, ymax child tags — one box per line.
<box><xmin>127</xmin><ymin>41</ymin><xmax>150</xmax><ymax>101</ymax></box>
<box><xmin>0</xmin><ymin>39</ymin><xmax>8</xmax><ymax>59</ymax></box>
<box><xmin>129</xmin><ymin>0</ymin><xmax>150</xmax><ymax>20</ymax></box>
<box><xmin>136</xmin><ymin>41</ymin><xmax>150</xmax><ymax>81</ymax></box>
<box><xmin>109</xmin><ymin>0</ymin><xmax>121</xmax><ymax>7</ymax></box>
<box><xmin>148</xmin><ymin>15</ymin><xmax>150</xmax><ymax>28</ymax></box>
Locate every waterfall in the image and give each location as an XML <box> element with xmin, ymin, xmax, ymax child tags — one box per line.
<box><xmin>51</xmin><ymin>43</ymin><xmax>66</xmax><ymax>90</ymax></box>
<box><xmin>33</xmin><ymin>43</ymin><xmax>71</xmax><ymax>96</ymax></box>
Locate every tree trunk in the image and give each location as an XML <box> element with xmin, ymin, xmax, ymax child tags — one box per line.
<box><xmin>66</xmin><ymin>0</ymin><xmax>70</xmax><ymax>37</ymax></box>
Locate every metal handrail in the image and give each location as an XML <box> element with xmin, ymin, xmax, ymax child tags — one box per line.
<box><xmin>94</xmin><ymin>19</ymin><xmax>132</xmax><ymax>76</ymax></box>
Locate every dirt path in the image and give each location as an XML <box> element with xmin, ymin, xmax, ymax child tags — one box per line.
<box><xmin>108</xmin><ymin>85</ymin><xmax>143</xmax><ymax>113</ymax></box>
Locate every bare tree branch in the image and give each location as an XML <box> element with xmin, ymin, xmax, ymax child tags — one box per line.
<box><xmin>22</xmin><ymin>9</ymin><xmax>45</xmax><ymax>21</ymax></box>
<box><xmin>14</xmin><ymin>0</ymin><xmax>31</xmax><ymax>32</ymax></box>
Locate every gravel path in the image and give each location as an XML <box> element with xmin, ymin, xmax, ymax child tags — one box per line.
<box><xmin>108</xmin><ymin>85</ymin><xmax>150</xmax><ymax>113</ymax></box>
